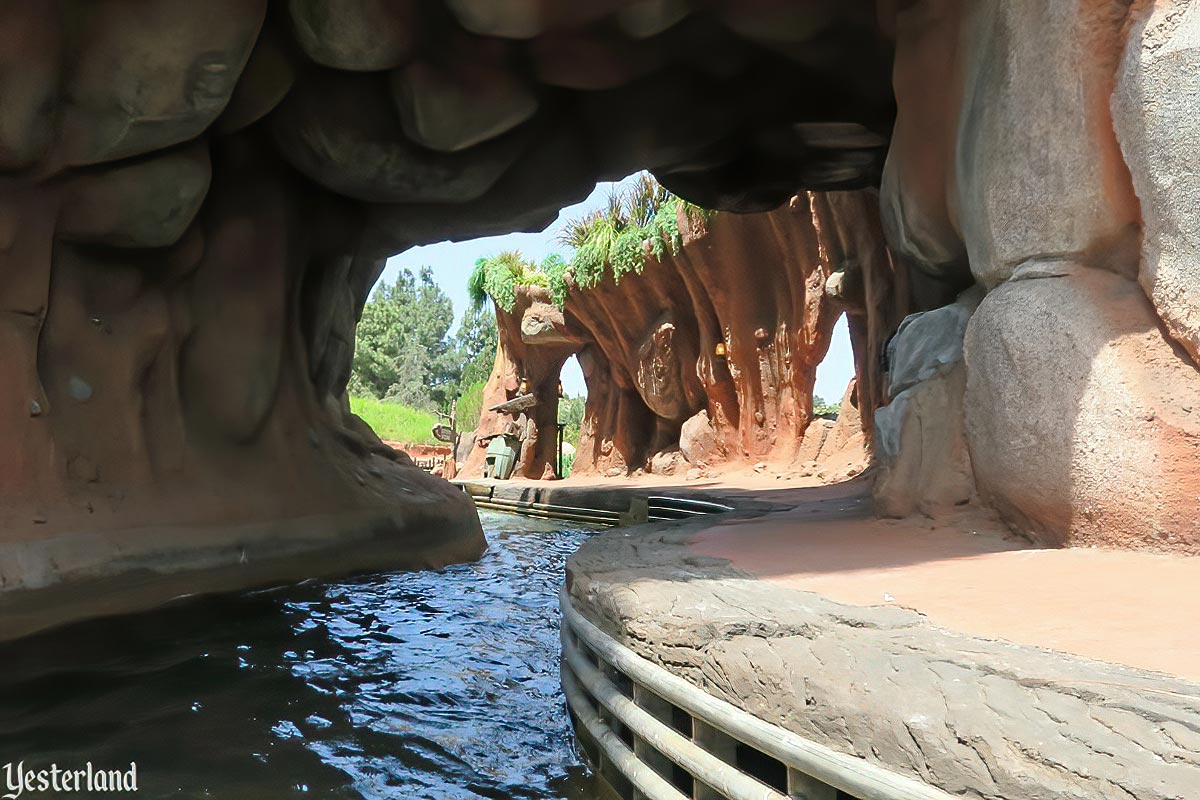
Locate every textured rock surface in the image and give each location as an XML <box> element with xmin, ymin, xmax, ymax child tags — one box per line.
<box><xmin>874</xmin><ymin>287</ymin><xmax>979</xmax><ymax>516</ymax></box>
<box><xmin>0</xmin><ymin>1</ymin><xmax>906</xmax><ymax>626</ymax></box>
<box><xmin>5</xmin><ymin>0</ymin><xmax>1200</xmax><ymax>627</ymax></box>
<box><xmin>874</xmin><ymin>364</ymin><xmax>974</xmax><ymax>518</ymax></box>
<box><xmin>886</xmin><ymin>286</ymin><xmax>982</xmax><ymax>398</ymax></box>
<box><xmin>464</xmin><ymin>193</ymin><xmax>891</xmax><ymax>479</ymax></box>
<box><xmin>964</xmin><ymin>264</ymin><xmax>1200</xmax><ymax>553</ymax></box>
<box><xmin>288</xmin><ymin>0</ymin><xmax>417</xmax><ymax>71</ymax></box>
<box><xmin>1114</xmin><ymin>1</ymin><xmax>1200</xmax><ymax>365</ymax></box>
<box><xmin>463</xmin><ymin>286</ymin><xmax>576</xmax><ymax>480</ymax></box>
<box><xmin>679</xmin><ymin>410</ymin><xmax>721</xmax><ymax>468</ymax></box>
<box><xmin>393</xmin><ymin>59</ymin><xmax>539</xmax><ymax>153</ymax></box>
<box><xmin>878</xmin><ymin>0</ymin><xmax>1200</xmax><ymax>553</ymax></box>
<box><xmin>954</xmin><ymin>0</ymin><xmax>1141</xmax><ymax>286</ymax></box>
<box><xmin>568</xmin><ymin>516</ymin><xmax>1200</xmax><ymax>800</ymax></box>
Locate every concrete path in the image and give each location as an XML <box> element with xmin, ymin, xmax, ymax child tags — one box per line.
<box><xmin>562</xmin><ymin>476</ymin><xmax>1200</xmax><ymax>800</ymax></box>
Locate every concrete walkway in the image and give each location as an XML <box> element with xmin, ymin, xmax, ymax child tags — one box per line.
<box><xmin>691</xmin><ymin>508</ymin><xmax>1200</xmax><ymax>682</ymax></box>
<box><xmin>551</xmin><ymin>475</ymin><xmax>1200</xmax><ymax>799</ymax></box>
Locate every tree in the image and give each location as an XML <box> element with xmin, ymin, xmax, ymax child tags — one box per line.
<box><xmin>350</xmin><ymin>267</ymin><xmax>456</xmax><ymax>409</ymax></box>
<box><xmin>812</xmin><ymin>394</ymin><xmax>840</xmax><ymax>418</ymax></box>
<box><xmin>558</xmin><ymin>394</ymin><xmax>586</xmax><ymax>446</ymax></box>
<box><xmin>454</xmin><ymin>300</ymin><xmax>498</xmax><ymax>389</ymax></box>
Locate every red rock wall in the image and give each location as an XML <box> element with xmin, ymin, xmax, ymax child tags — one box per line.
<box><xmin>462</xmin><ymin>288</ymin><xmax>576</xmax><ymax>479</ymax></box>
<box><xmin>0</xmin><ymin>125</ymin><xmax>485</xmax><ymax>632</ymax></box>
<box><xmin>463</xmin><ymin>191</ymin><xmax>898</xmax><ymax>479</ymax></box>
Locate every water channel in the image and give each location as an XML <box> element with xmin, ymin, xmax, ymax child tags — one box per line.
<box><xmin>0</xmin><ymin>511</ymin><xmax>605</xmax><ymax>799</ymax></box>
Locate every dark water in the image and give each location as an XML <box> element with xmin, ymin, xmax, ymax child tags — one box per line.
<box><xmin>0</xmin><ymin>512</ymin><xmax>605</xmax><ymax>799</ymax></box>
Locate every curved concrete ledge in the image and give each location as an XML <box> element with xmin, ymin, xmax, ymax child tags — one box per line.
<box><xmin>562</xmin><ymin>588</ymin><xmax>957</xmax><ymax>800</ymax></box>
<box><xmin>0</xmin><ymin>499</ymin><xmax>485</xmax><ymax>641</ymax></box>
<box><xmin>565</xmin><ymin>504</ymin><xmax>1200</xmax><ymax>800</ymax></box>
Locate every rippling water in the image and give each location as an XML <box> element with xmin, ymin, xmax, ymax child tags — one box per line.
<box><xmin>0</xmin><ymin>512</ymin><xmax>605</xmax><ymax>799</ymax></box>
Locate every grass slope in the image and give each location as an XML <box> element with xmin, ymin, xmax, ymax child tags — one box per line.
<box><xmin>350</xmin><ymin>396</ymin><xmax>439</xmax><ymax>445</ymax></box>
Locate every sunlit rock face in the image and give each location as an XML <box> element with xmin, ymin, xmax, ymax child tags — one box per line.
<box><xmin>877</xmin><ymin>0</ymin><xmax>1200</xmax><ymax>554</ymax></box>
<box><xmin>0</xmin><ymin>0</ymin><xmax>896</xmax><ymax>631</ymax></box>
<box><xmin>464</xmin><ymin>193</ymin><xmax>896</xmax><ymax>480</ymax></box>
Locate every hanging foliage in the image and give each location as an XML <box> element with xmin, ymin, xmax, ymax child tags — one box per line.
<box><xmin>468</xmin><ymin>174</ymin><xmax>712</xmax><ymax>311</ymax></box>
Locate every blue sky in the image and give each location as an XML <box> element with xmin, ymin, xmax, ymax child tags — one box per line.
<box><xmin>377</xmin><ymin>175</ymin><xmax>855</xmax><ymax>404</ymax></box>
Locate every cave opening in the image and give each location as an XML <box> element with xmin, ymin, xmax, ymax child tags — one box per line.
<box><xmin>5</xmin><ymin>2</ymin><xmax>1199</xmax><ymax>798</ymax></box>
<box><xmin>428</xmin><ymin>174</ymin><xmax>888</xmax><ymax>486</ymax></box>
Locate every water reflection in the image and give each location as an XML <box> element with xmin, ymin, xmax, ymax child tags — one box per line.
<box><xmin>0</xmin><ymin>512</ymin><xmax>603</xmax><ymax>799</ymax></box>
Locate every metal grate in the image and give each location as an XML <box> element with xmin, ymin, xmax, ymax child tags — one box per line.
<box><xmin>560</xmin><ymin>590</ymin><xmax>959</xmax><ymax>800</ymax></box>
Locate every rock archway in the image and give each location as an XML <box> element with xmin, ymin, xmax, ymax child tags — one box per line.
<box><xmin>462</xmin><ymin>189</ymin><xmax>896</xmax><ymax>482</ymax></box>
<box><xmin>1</xmin><ymin>0</ymin><xmax>1198</xmax><ymax>635</ymax></box>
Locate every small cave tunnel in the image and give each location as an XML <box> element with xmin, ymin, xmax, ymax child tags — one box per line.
<box><xmin>2</xmin><ymin>0</ymin><xmax>1199</xmax><ymax>638</ymax></box>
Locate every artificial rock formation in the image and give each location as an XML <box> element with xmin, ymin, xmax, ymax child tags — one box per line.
<box><xmin>465</xmin><ymin>192</ymin><xmax>896</xmax><ymax>480</ymax></box>
<box><xmin>464</xmin><ymin>287</ymin><xmax>576</xmax><ymax>480</ymax></box>
<box><xmin>3</xmin><ymin>0</ymin><xmax>1200</xmax><ymax>636</ymax></box>
<box><xmin>874</xmin><ymin>0</ymin><xmax>1200</xmax><ymax>555</ymax></box>
<box><xmin>0</xmin><ymin>0</ymin><xmax>902</xmax><ymax>630</ymax></box>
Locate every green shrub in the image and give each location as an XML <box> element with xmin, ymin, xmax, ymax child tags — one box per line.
<box><xmin>558</xmin><ymin>174</ymin><xmax>709</xmax><ymax>290</ymax></box>
<box><xmin>559</xmin><ymin>450</ymin><xmax>576</xmax><ymax>479</ymax></box>
<box><xmin>468</xmin><ymin>174</ymin><xmax>714</xmax><ymax>314</ymax></box>
<box><xmin>812</xmin><ymin>395</ymin><xmax>840</xmax><ymax>418</ymax></box>
<box><xmin>468</xmin><ymin>250</ymin><xmax>552</xmax><ymax>313</ymax></box>
<box><xmin>349</xmin><ymin>396</ymin><xmax>439</xmax><ymax>444</ymax></box>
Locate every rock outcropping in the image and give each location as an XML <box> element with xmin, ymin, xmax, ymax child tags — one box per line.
<box><xmin>0</xmin><ymin>1</ymin><xmax>899</xmax><ymax>630</ymax></box>
<box><xmin>874</xmin><ymin>0</ymin><xmax>1200</xmax><ymax>554</ymax></box>
<box><xmin>2</xmin><ymin>0</ymin><xmax>1199</xmax><ymax>635</ymax></box>
<box><xmin>464</xmin><ymin>192</ymin><xmax>897</xmax><ymax>479</ymax></box>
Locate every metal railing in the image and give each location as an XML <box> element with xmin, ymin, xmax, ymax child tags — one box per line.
<box><xmin>560</xmin><ymin>590</ymin><xmax>959</xmax><ymax>800</ymax></box>
<box><xmin>458</xmin><ymin>483</ymin><xmax>733</xmax><ymax>528</ymax></box>
<box><xmin>646</xmin><ymin>496</ymin><xmax>734</xmax><ymax>522</ymax></box>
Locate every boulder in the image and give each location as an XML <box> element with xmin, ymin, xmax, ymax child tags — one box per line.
<box><xmin>679</xmin><ymin>409</ymin><xmax>720</xmax><ymax>466</ymax></box>
<box><xmin>215</xmin><ymin>31</ymin><xmax>296</xmax><ymax>135</ymax></box>
<box><xmin>362</xmin><ymin>120</ymin><xmax>596</xmax><ymax>252</ymax></box>
<box><xmin>886</xmin><ymin>285</ymin><xmax>982</xmax><ymax>397</ymax></box>
<box><xmin>875</xmin><ymin>285</ymin><xmax>980</xmax><ymax>518</ymax></box>
<box><xmin>649</xmin><ymin>448</ymin><xmax>684</xmax><ymax>476</ymax></box>
<box><xmin>964</xmin><ymin>263</ymin><xmax>1200</xmax><ymax>552</ymax></box>
<box><xmin>819</xmin><ymin>379</ymin><xmax>866</xmax><ymax>462</ymax></box>
<box><xmin>520</xmin><ymin>301</ymin><xmax>572</xmax><ymax>345</ymax></box>
<box><xmin>391</xmin><ymin>60</ymin><xmax>538</xmax><ymax>153</ymax></box>
<box><xmin>273</xmin><ymin>71</ymin><xmax>526</xmax><ymax>204</ymax></box>
<box><xmin>0</xmin><ymin>4</ymin><xmax>58</xmax><ymax>169</ymax></box>
<box><xmin>62</xmin><ymin>0</ymin><xmax>265</xmax><ymax>165</ymax></box>
<box><xmin>719</xmin><ymin>0</ymin><xmax>836</xmax><ymax>45</ymax></box>
<box><xmin>617</xmin><ymin>0</ymin><xmax>691</xmax><ymax>38</ymax></box>
<box><xmin>58</xmin><ymin>143</ymin><xmax>211</xmax><ymax>248</ymax></box>
<box><xmin>444</xmin><ymin>0</ymin><xmax>625</xmax><ymax>40</ymax></box>
<box><xmin>446</xmin><ymin>0</ymin><xmax>545</xmax><ymax>39</ymax></box>
<box><xmin>289</xmin><ymin>0</ymin><xmax>417</xmax><ymax>71</ymax></box>
<box><xmin>796</xmin><ymin>419</ymin><xmax>833</xmax><ymax>463</ymax></box>
<box><xmin>874</xmin><ymin>364</ymin><xmax>974</xmax><ymax>518</ymax></box>
<box><xmin>954</xmin><ymin>0</ymin><xmax>1140</xmax><ymax>285</ymax></box>
<box><xmin>1113</xmin><ymin>2</ymin><xmax>1200</xmax><ymax>366</ymax></box>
